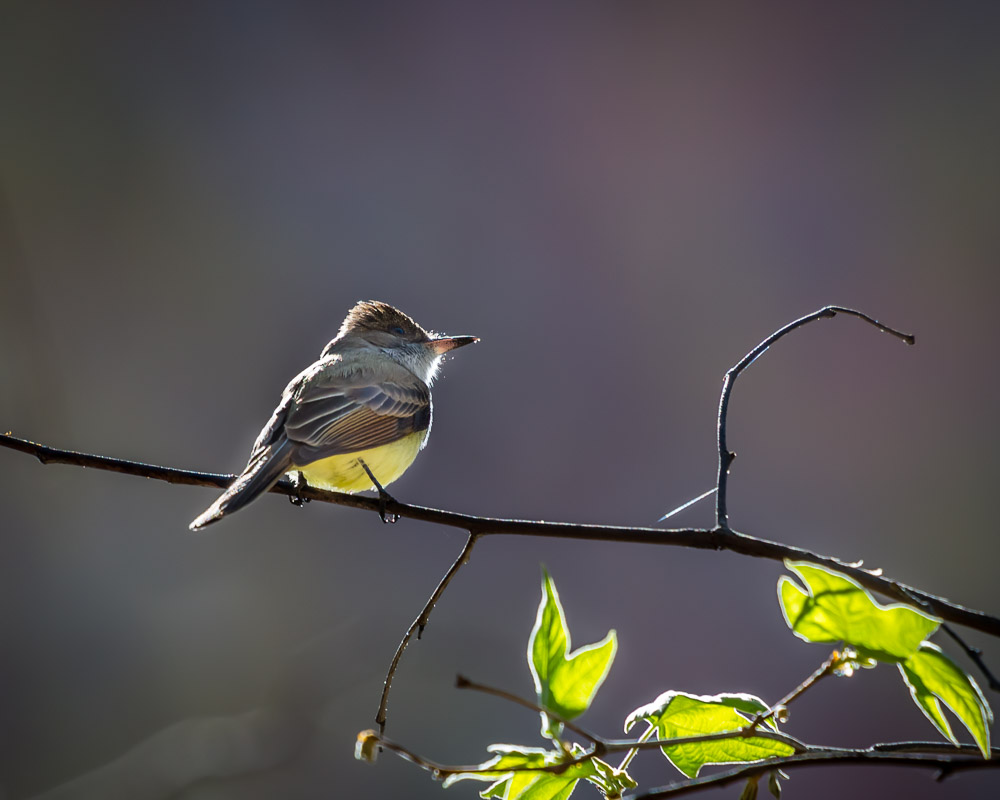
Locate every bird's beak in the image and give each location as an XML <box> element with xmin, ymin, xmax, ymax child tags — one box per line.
<box><xmin>426</xmin><ymin>335</ymin><xmax>479</xmax><ymax>354</ymax></box>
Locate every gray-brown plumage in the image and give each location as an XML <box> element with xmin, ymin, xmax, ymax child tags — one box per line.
<box><xmin>190</xmin><ymin>301</ymin><xmax>477</xmax><ymax>530</ymax></box>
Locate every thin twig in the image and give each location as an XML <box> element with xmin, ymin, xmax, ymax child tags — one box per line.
<box><xmin>376</xmin><ymin>533</ymin><xmax>478</xmax><ymax>732</ymax></box>
<box><xmin>618</xmin><ymin>721</ymin><xmax>659</xmax><ymax>772</ymax></box>
<box><xmin>366</xmin><ymin>701</ymin><xmax>995</xmax><ymax>791</ymax></box>
<box><xmin>367</xmin><ymin>725</ymin><xmax>813</xmax><ymax>782</ymax></box>
<box><xmin>940</xmin><ymin>624</ymin><xmax>1000</xmax><ymax>692</ymax></box>
<box><xmin>897</xmin><ymin>583</ymin><xmax>1000</xmax><ymax>693</ymax></box>
<box><xmin>746</xmin><ymin>651</ymin><xmax>839</xmax><ymax>730</ymax></box>
<box><xmin>872</xmin><ymin>740</ymin><xmax>1000</xmax><ymax>754</ymax></box>
<box><xmin>455</xmin><ymin>674</ymin><xmax>603</xmax><ymax>748</ymax></box>
<box><xmin>370</xmin><ymin>660</ymin><xmax>994</xmax><ymax>787</ymax></box>
<box><xmin>360</xmin><ymin>732</ymin><xmax>488</xmax><ymax>778</ymax></box>
<box><xmin>369</xmin><ymin>659</ymin><xmax>996</xmax><ymax>793</ymax></box>
<box><xmin>453</xmin><ymin>674</ymin><xmax>807</xmax><ymax>771</ymax></box>
<box><xmin>715</xmin><ymin>306</ymin><xmax>914</xmax><ymax>530</ymax></box>
<box><xmin>630</xmin><ymin>746</ymin><xmax>999</xmax><ymax>799</ymax></box>
<box><xmin>2</xmin><ymin>432</ymin><xmax>998</xmax><ymax>638</ymax></box>
<box><xmin>590</xmin><ymin>729</ymin><xmax>807</xmax><ymax>758</ymax></box>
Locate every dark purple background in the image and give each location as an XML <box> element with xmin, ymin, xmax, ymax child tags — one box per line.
<box><xmin>2</xmin><ymin>3</ymin><xmax>998</xmax><ymax>798</ymax></box>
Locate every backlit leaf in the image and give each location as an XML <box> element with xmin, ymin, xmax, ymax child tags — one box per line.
<box><xmin>778</xmin><ymin>561</ymin><xmax>939</xmax><ymax>662</ymax></box>
<box><xmin>625</xmin><ymin>691</ymin><xmax>795</xmax><ymax>778</ymax></box>
<box><xmin>900</xmin><ymin>642</ymin><xmax>992</xmax><ymax>758</ymax></box>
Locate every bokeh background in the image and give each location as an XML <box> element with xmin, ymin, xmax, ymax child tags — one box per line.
<box><xmin>2</xmin><ymin>2</ymin><xmax>998</xmax><ymax>798</ymax></box>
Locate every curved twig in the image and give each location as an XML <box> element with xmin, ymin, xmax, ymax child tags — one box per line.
<box><xmin>745</xmin><ymin>651</ymin><xmax>838</xmax><ymax>730</ymax></box>
<box><xmin>455</xmin><ymin>674</ymin><xmax>809</xmax><ymax>758</ymax></box>
<box><xmin>716</xmin><ymin>306</ymin><xmax>914</xmax><ymax>529</ymax></box>
<box><xmin>376</xmin><ymin>534</ymin><xmax>479</xmax><ymax>731</ymax></box>
<box><xmin>456</xmin><ymin>674</ymin><xmax>604</xmax><ymax>747</ymax></box>
<box><xmin>897</xmin><ymin>584</ymin><xmax>1000</xmax><ymax>692</ymax></box>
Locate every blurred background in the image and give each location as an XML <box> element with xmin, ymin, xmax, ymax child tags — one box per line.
<box><xmin>1</xmin><ymin>2</ymin><xmax>998</xmax><ymax>798</ymax></box>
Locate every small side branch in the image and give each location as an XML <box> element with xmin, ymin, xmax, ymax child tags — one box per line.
<box><xmin>715</xmin><ymin>306</ymin><xmax>914</xmax><ymax>529</ymax></box>
<box><xmin>897</xmin><ymin>583</ymin><xmax>1000</xmax><ymax>692</ymax></box>
<box><xmin>366</xmin><ymin>675</ymin><xmax>809</xmax><ymax>780</ymax></box>
<box><xmin>363</xmin><ymin>675</ymin><xmax>994</xmax><ymax>791</ymax></box>
<box><xmin>941</xmin><ymin>624</ymin><xmax>1000</xmax><ymax>692</ymax></box>
<box><xmin>632</xmin><ymin>747</ymin><xmax>999</xmax><ymax>799</ymax></box>
<box><xmin>363</xmin><ymin>726</ymin><xmax>816</xmax><ymax>783</ymax></box>
<box><xmin>745</xmin><ymin>651</ymin><xmax>838</xmax><ymax>730</ymax></box>
<box><xmin>456</xmin><ymin>675</ymin><xmax>807</xmax><ymax>766</ymax></box>
<box><xmin>376</xmin><ymin>533</ymin><xmax>479</xmax><ymax>732</ymax></box>
<box><xmin>456</xmin><ymin>674</ymin><xmax>603</xmax><ymax>749</ymax></box>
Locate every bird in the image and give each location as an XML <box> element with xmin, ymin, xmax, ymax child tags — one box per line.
<box><xmin>189</xmin><ymin>300</ymin><xmax>477</xmax><ymax>530</ymax></box>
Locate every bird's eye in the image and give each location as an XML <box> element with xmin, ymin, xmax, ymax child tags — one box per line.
<box><xmin>390</xmin><ymin>326</ymin><xmax>406</xmax><ymax>336</ymax></box>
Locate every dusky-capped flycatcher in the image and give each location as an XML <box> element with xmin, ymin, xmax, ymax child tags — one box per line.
<box><xmin>189</xmin><ymin>300</ymin><xmax>477</xmax><ymax>530</ymax></box>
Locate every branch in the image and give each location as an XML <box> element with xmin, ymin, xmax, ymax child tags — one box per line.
<box><xmin>941</xmin><ymin>623</ymin><xmax>1000</xmax><ymax>693</ymax></box>
<box><xmin>456</xmin><ymin>674</ymin><xmax>604</xmax><ymax>748</ymax></box>
<box><xmin>453</xmin><ymin>674</ymin><xmax>808</xmax><ymax>773</ymax></box>
<box><xmin>362</xmin><ymin>668</ymin><xmax>998</xmax><ymax>791</ymax></box>
<box><xmin>376</xmin><ymin>534</ymin><xmax>479</xmax><ymax>731</ymax></box>
<box><xmin>355</xmin><ymin>729</ymin><xmax>481</xmax><ymax>777</ymax></box>
<box><xmin>715</xmin><ymin>306</ymin><xmax>914</xmax><ymax>529</ymax></box>
<box><xmin>897</xmin><ymin>584</ymin><xmax>1000</xmax><ymax>692</ymax></box>
<box><xmin>2</xmin><ymin>432</ymin><xmax>998</xmax><ymax>639</ymax></box>
<box><xmin>631</xmin><ymin>746</ymin><xmax>1000</xmax><ymax>799</ymax></box>
<box><xmin>361</xmin><ymin>728</ymin><xmax>814</xmax><ymax>783</ymax></box>
<box><xmin>364</xmin><ymin>679</ymin><xmax>995</xmax><ymax>791</ymax></box>
<box><xmin>745</xmin><ymin>651</ymin><xmax>838</xmax><ymax>730</ymax></box>
<box><xmin>364</xmin><ymin>732</ymin><xmax>996</xmax><ymax>789</ymax></box>
<box><xmin>455</xmin><ymin>674</ymin><xmax>809</xmax><ymax>757</ymax></box>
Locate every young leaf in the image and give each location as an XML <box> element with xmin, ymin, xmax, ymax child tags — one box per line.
<box><xmin>479</xmin><ymin>772</ymin><xmax>576</xmax><ymax>800</ymax></box>
<box><xmin>778</xmin><ymin>561</ymin><xmax>939</xmax><ymax>662</ymax></box>
<box><xmin>442</xmin><ymin>745</ymin><xmax>553</xmax><ymax>789</ymax></box>
<box><xmin>587</xmin><ymin>755</ymin><xmax>638</xmax><ymax>795</ymax></box>
<box><xmin>899</xmin><ymin>642</ymin><xmax>993</xmax><ymax>758</ymax></box>
<box><xmin>767</xmin><ymin>768</ymin><xmax>783</xmax><ymax>798</ymax></box>
<box><xmin>444</xmin><ymin>745</ymin><xmax>608</xmax><ymax>799</ymax></box>
<box><xmin>529</xmin><ymin>569</ymin><xmax>617</xmax><ymax>737</ymax></box>
<box><xmin>624</xmin><ymin>691</ymin><xmax>796</xmax><ymax>778</ymax></box>
<box><xmin>508</xmin><ymin>773</ymin><xmax>579</xmax><ymax>800</ymax></box>
<box><xmin>739</xmin><ymin>776</ymin><xmax>759</xmax><ymax>800</ymax></box>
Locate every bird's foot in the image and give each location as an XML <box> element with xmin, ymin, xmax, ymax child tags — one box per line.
<box><xmin>358</xmin><ymin>459</ymin><xmax>399</xmax><ymax>523</ymax></box>
<box><xmin>288</xmin><ymin>471</ymin><xmax>310</xmax><ymax>507</ymax></box>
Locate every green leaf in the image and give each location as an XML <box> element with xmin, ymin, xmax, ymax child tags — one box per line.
<box><xmin>624</xmin><ymin>691</ymin><xmax>796</xmax><ymax>778</ymax></box>
<box><xmin>739</xmin><ymin>776</ymin><xmax>759</xmax><ymax>800</ymax></box>
<box><xmin>529</xmin><ymin>569</ymin><xmax>617</xmax><ymax>737</ymax></box>
<box><xmin>510</xmin><ymin>773</ymin><xmax>579</xmax><ymax>800</ymax></box>
<box><xmin>480</xmin><ymin>781</ymin><xmax>506</xmax><ymax>799</ymax></box>
<box><xmin>442</xmin><ymin>745</ymin><xmax>552</xmax><ymax>788</ymax></box>
<box><xmin>587</xmin><ymin>756</ymin><xmax>638</xmax><ymax>794</ymax></box>
<box><xmin>478</xmin><ymin>771</ymin><xmax>553</xmax><ymax>800</ymax></box>
<box><xmin>900</xmin><ymin>642</ymin><xmax>993</xmax><ymax>758</ymax></box>
<box><xmin>480</xmin><ymin>781</ymin><xmax>507</xmax><ymax>799</ymax></box>
<box><xmin>444</xmin><ymin>745</ymin><xmax>602</xmax><ymax>799</ymax></box>
<box><xmin>778</xmin><ymin>561</ymin><xmax>939</xmax><ymax>662</ymax></box>
<box><xmin>767</xmin><ymin>769</ymin><xmax>783</xmax><ymax>798</ymax></box>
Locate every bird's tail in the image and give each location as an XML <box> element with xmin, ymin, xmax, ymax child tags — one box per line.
<box><xmin>189</xmin><ymin>441</ymin><xmax>294</xmax><ymax>530</ymax></box>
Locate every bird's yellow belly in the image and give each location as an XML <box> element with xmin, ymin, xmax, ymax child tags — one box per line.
<box><xmin>294</xmin><ymin>431</ymin><xmax>427</xmax><ymax>493</ymax></box>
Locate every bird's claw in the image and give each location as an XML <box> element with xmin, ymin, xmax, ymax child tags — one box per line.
<box><xmin>377</xmin><ymin>490</ymin><xmax>399</xmax><ymax>524</ymax></box>
<box><xmin>288</xmin><ymin>471</ymin><xmax>310</xmax><ymax>507</ymax></box>
<box><xmin>358</xmin><ymin>459</ymin><xmax>399</xmax><ymax>524</ymax></box>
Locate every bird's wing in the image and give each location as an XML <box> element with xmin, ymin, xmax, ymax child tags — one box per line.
<box><xmin>189</xmin><ymin>356</ymin><xmax>429</xmax><ymax>530</ymax></box>
<box><xmin>281</xmin><ymin>360</ymin><xmax>431</xmax><ymax>460</ymax></box>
